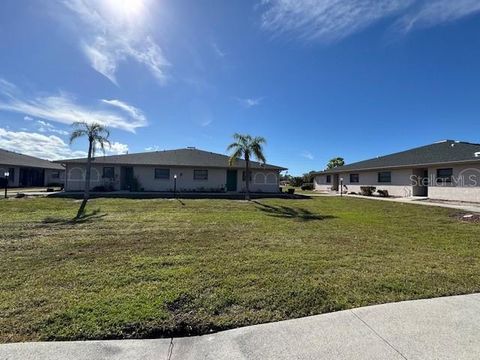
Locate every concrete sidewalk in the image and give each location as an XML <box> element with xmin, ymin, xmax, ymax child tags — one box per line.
<box><xmin>2</xmin><ymin>294</ymin><xmax>480</xmax><ymax>360</ymax></box>
<box><xmin>308</xmin><ymin>192</ymin><xmax>480</xmax><ymax>213</ymax></box>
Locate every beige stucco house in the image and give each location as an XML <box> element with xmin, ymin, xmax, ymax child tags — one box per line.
<box><xmin>0</xmin><ymin>148</ymin><xmax>65</xmax><ymax>187</ymax></box>
<box><xmin>57</xmin><ymin>148</ymin><xmax>286</xmax><ymax>193</ymax></box>
<box><xmin>313</xmin><ymin>140</ymin><xmax>480</xmax><ymax>203</ymax></box>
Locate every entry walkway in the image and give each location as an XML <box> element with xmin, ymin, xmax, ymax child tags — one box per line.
<box><xmin>1</xmin><ymin>293</ymin><xmax>480</xmax><ymax>359</ymax></box>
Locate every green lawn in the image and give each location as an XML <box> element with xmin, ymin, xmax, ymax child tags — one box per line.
<box><xmin>0</xmin><ymin>197</ymin><xmax>479</xmax><ymax>343</ymax></box>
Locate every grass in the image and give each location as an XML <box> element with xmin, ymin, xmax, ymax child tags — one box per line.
<box><xmin>0</xmin><ymin>196</ymin><xmax>479</xmax><ymax>343</ymax></box>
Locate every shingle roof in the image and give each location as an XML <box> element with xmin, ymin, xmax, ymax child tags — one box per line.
<box><xmin>0</xmin><ymin>149</ymin><xmax>65</xmax><ymax>170</ymax></box>
<box><xmin>56</xmin><ymin>148</ymin><xmax>287</xmax><ymax>170</ymax></box>
<box><xmin>319</xmin><ymin>140</ymin><xmax>480</xmax><ymax>174</ymax></box>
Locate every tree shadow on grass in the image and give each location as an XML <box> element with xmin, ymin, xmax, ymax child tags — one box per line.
<box><xmin>253</xmin><ymin>201</ymin><xmax>336</xmax><ymax>222</ymax></box>
<box><xmin>43</xmin><ymin>208</ymin><xmax>107</xmax><ymax>225</ymax></box>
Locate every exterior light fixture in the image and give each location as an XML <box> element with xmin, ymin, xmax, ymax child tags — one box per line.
<box><xmin>3</xmin><ymin>171</ymin><xmax>9</xmax><ymax>199</ymax></box>
<box><xmin>173</xmin><ymin>174</ymin><xmax>177</xmax><ymax>197</ymax></box>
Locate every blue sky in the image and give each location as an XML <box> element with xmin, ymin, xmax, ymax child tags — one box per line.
<box><xmin>1</xmin><ymin>0</ymin><xmax>480</xmax><ymax>175</ymax></box>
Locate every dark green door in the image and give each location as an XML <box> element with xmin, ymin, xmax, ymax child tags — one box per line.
<box><xmin>226</xmin><ymin>170</ymin><xmax>237</xmax><ymax>191</ymax></box>
<box><xmin>121</xmin><ymin>167</ymin><xmax>134</xmax><ymax>190</ymax></box>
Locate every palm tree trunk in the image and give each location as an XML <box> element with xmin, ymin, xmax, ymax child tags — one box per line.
<box><xmin>76</xmin><ymin>140</ymin><xmax>93</xmax><ymax>218</ymax></box>
<box><xmin>245</xmin><ymin>158</ymin><xmax>250</xmax><ymax>201</ymax></box>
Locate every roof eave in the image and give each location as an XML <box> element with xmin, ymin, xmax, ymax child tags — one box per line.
<box><xmin>314</xmin><ymin>158</ymin><xmax>480</xmax><ymax>175</ymax></box>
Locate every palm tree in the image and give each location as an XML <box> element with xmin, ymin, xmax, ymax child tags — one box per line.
<box><xmin>227</xmin><ymin>133</ymin><xmax>266</xmax><ymax>200</ymax></box>
<box><xmin>70</xmin><ymin>122</ymin><xmax>110</xmax><ymax>219</ymax></box>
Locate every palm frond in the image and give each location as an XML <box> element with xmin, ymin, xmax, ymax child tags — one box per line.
<box><xmin>228</xmin><ymin>148</ymin><xmax>243</xmax><ymax>166</ymax></box>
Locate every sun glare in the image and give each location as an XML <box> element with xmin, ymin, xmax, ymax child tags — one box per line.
<box><xmin>102</xmin><ymin>0</ymin><xmax>148</xmax><ymax>22</ymax></box>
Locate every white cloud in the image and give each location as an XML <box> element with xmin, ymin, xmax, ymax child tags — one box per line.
<box><xmin>145</xmin><ymin>145</ymin><xmax>161</xmax><ymax>151</ymax></box>
<box><xmin>0</xmin><ymin>128</ymin><xmax>86</xmax><ymax>160</ymax></box>
<box><xmin>0</xmin><ymin>79</ymin><xmax>147</xmax><ymax>133</ymax></box>
<box><xmin>62</xmin><ymin>0</ymin><xmax>169</xmax><ymax>84</ymax></box>
<box><xmin>301</xmin><ymin>151</ymin><xmax>314</xmax><ymax>160</ymax></box>
<box><xmin>24</xmin><ymin>115</ymin><xmax>33</xmax><ymax>121</ymax></box>
<box><xmin>236</xmin><ymin>97</ymin><xmax>263</xmax><ymax>108</ymax></box>
<box><xmin>260</xmin><ymin>0</ymin><xmax>480</xmax><ymax>42</ymax></box>
<box><xmin>108</xmin><ymin>141</ymin><xmax>129</xmax><ymax>155</ymax></box>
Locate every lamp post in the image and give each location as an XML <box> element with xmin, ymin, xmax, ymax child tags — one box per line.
<box><xmin>4</xmin><ymin>171</ymin><xmax>9</xmax><ymax>199</ymax></box>
<box><xmin>340</xmin><ymin>177</ymin><xmax>344</xmax><ymax>197</ymax></box>
<box><xmin>173</xmin><ymin>174</ymin><xmax>177</xmax><ymax>198</ymax></box>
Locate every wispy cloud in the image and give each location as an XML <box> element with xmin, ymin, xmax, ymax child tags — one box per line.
<box><xmin>236</xmin><ymin>97</ymin><xmax>263</xmax><ymax>108</ymax></box>
<box><xmin>301</xmin><ymin>151</ymin><xmax>314</xmax><ymax>160</ymax></box>
<box><xmin>200</xmin><ymin>119</ymin><xmax>212</xmax><ymax>127</ymax></box>
<box><xmin>0</xmin><ymin>79</ymin><xmax>147</xmax><ymax>133</ymax></box>
<box><xmin>35</xmin><ymin>120</ymin><xmax>69</xmax><ymax>136</ymax></box>
<box><xmin>0</xmin><ymin>128</ymin><xmax>86</xmax><ymax>160</ymax></box>
<box><xmin>396</xmin><ymin>0</ymin><xmax>480</xmax><ymax>32</ymax></box>
<box><xmin>145</xmin><ymin>145</ymin><xmax>161</xmax><ymax>151</ymax></box>
<box><xmin>260</xmin><ymin>0</ymin><xmax>480</xmax><ymax>42</ymax></box>
<box><xmin>61</xmin><ymin>0</ymin><xmax>169</xmax><ymax>85</ymax></box>
<box><xmin>212</xmin><ymin>42</ymin><xmax>226</xmax><ymax>57</ymax></box>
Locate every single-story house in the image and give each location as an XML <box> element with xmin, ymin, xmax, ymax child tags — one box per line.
<box><xmin>313</xmin><ymin>140</ymin><xmax>480</xmax><ymax>202</ymax></box>
<box><xmin>0</xmin><ymin>148</ymin><xmax>65</xmax><ymax>187</ymax></box>
<box><xmin>57</xmin><ymin>147</ymin><xmax>286</xmax><ymax>193</ymax></box>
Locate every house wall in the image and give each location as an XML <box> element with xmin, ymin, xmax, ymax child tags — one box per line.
<box><xmin>45</xmin><ymin>169</ymin><xmax>65</xmax><ymax>186</ymax></box>
<box><xmin>65</xmin><ymin>164</ymin><xmax>280</xmax><ymax>193</ymax></box>
<box><xmin>427</xmin><ymin>163</ymin><xmax>480</xmax><ymax>202</ymax></box>
<box><xmin>0</xmin><ymin>165</ymin><xmax>19</xmax><ymax>187</ymax></box>
<box><xmin>314</xmin><ymin>162</ymin><xmax>480</xmax><ymax>202</ymax></box>
<box><xmin>314</xmin><ymin>174</ymin><xmax>333</xmax><ymax>192</ymax></box>
<box><xmin>314</xmin><ymin>168</ymin><xmax>414</xmax><ymax>197</ymax></box>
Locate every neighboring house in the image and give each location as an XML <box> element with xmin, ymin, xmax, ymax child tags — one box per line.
<box><xmin>313</xmin><ymin>140</ymin><xmax>480</xmax><ymax>202</ymax></box>
<box><xmin>57</xmin><ymin>148</ymin><xmax>286</xmax><ymax>193</ymax></box>
<box><xmin>0</xmin><ymin>148</ymin><xmax>65</xmax><ymax>187</ymax></box>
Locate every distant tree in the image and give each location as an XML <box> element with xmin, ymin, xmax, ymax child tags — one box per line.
<box><xmin>290</xmin><ymin>176</ymin><xmax>304</xmax><ymax>187</ymax></box>
<box><xmin>227</xmin><ymin>133</ymin><xmax>266</xmax><ymax>201</ymax></box>
<box><xmin>326</xmin><ymin>157</ymin><xmax>345</xmax><ymax>170</ymax></box>
<box><xmin>302</xmin><ymin>171</ymin><xmax>316</xmax><ymax>184</ymax></box>
<box><xmin>70</xmin><ymin>122</ymin><xmax>111</xmax><ymax>219</ymax></box>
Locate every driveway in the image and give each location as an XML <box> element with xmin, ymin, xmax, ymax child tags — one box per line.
<box><xmin>1</xmin><ymin>293</ymin><xmax>480</xmax><ymax>359</ymax></box>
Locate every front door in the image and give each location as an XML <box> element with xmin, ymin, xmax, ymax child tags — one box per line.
<box><xmin>332</xmin><ymin>174</ymin><xmax>340</xmax><ymax>191</ymax></box>
<box><xmin>226</xmin><ymin>170</ymin><xmax>237</xmax><ymax>192</ymax></box>
<box><xmin>121</xmin><ymin>167</ymin><xmax>134</xmax><ymax>190</ymax></box>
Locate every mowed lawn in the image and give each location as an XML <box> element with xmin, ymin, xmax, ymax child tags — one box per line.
<box><xmin>0</xmin><ymin>197</ymin><xmax>479</xmax><ymax>343</ymax></box>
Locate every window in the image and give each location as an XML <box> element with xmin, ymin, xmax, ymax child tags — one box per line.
<box><xmin>242</xmin><ymin>171</ymin><xmax>252</xmax><ymax>181</ymax></box>
<box><xmin>436</xmin><ymin>168</ymin><xmax>453</xmax><ymax>183</ymax></box>
<box><xmin>326</xmin><ymin>175</ymin><xmax>331</xmax><ymax>184</ymax></box>
<box><xmin>8</xmin><ymin>168</ymin><xmax>14</xmax><ymax>180</ymax></box>
<box><xmin>102</xmin><ymin>167</ymin><xmax>115</xmax><ymax>179</ymax></box>
<box><xmin>155</xmin><ymin>168</ymin><xmax>170</xmax><ymax>180</ymax></box>
<box><xmin>378</xmin><ymin>171</ymin><xmax>391</xmax><ymax>183</ymax></box>
<box><xmin>51</xmin><ymin>171</ymin><xmax>60</xmax><ymax>179</ymax></box>
<box><xmin>194</xmin><ymin>169</ymin><xmax>208</xmax><ymax>180</ymax></box>
<box><xmin>350</xmin><ymin>174</ymin><xmax>359</xmax><ymax>183</ymax></box>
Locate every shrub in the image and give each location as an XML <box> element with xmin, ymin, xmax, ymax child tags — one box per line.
<box><xmin>377</xmin><ymin>189</ymin><xmax>389</xmax><ymax>197</ymax></box>
<box><xmin>47</xmin><ymin>182</ymin><xmax>63</xmax><ymax>187</ymax></box>
<box><xmin>287</xmin><ymin>188</ymin><xmax>295</xmax><ymax>194</ymax></box>
<box><xmin>92</xmin><ymin>184</ymin><xmax>115</xmax><ymax>192</ymax></box>
<box><xmin>360</xmin><ymin>186</ymin><xmax>376</xmax><ymax>196</ymax></box>
<box><xmin>301</xmin><ymin>183</ymin><xmax>314</xmax><ymax>191</ymax></box>
<box><xmin>290</xmin><ymin>177</ymin><xmax>304</xmax><ymax>187</ymax></box>
<box><xmin>129</xmin><ymin>177</ymin><xmax>142</xmax><ymax>192</ymax></box>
